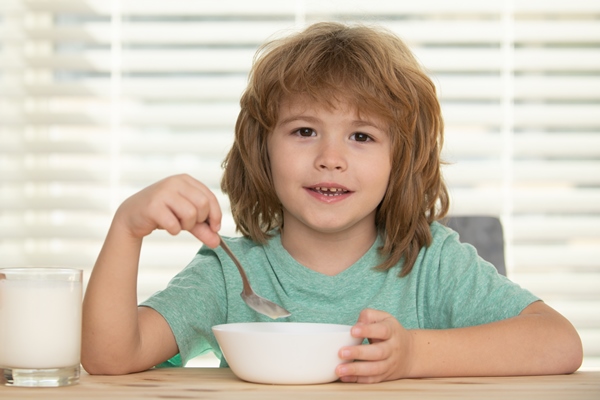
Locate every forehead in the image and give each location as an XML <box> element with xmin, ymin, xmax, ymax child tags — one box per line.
<box><xmin>277</xmin><ymin>95</ymin><xmax>388</xmax><ymax>129</ymax></box>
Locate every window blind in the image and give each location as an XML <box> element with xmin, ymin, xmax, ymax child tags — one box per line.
<box><xmin>1</xmin><ymin>0</ymin><xmax>598</xmax><ymax>368</ymax></box>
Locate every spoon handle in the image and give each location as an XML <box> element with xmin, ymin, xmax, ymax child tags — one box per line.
<box><xmin>219</xmin><ymin>236</ymin><xmax>253</xmax><ymax>295</ymax></box>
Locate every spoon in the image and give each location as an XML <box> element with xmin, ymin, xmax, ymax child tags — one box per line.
<box><xmin>219</xmin><ymin>236</ymin><xmax>291</xmax><ymax>319</ymax></box>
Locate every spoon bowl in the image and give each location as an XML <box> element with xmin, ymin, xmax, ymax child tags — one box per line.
<box><xmin>219</xmin><ymin>236</ymin><xmax>291</xmax><ymax>319</ymax></box>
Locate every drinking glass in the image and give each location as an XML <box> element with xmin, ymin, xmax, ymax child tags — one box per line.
<box><xmin>0</xmin><ymin>268</ymin><xmax>82</xmax><ymax>387</ymax></box>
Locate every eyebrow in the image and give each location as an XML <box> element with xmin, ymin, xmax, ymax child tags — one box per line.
<box><xmin>277</xmin><ymin>115</ymin><xmax>320</xmax><ymax>126</ymax></box>
<box><xmin>277</xmin><ymin>114</ymin><xmax>383</xmax><ymax>130</ymax></box>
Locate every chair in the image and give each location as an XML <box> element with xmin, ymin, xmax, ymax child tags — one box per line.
<box><xmin>443</xmin><ymin>216</ymin><xmax>506</xmax><ymax>276</ymax></box>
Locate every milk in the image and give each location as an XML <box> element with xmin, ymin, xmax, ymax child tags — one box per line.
<box><xmin>0</xmin><ymin>272</ymin><xmax>82</xmax><ymax>369</ymax></box>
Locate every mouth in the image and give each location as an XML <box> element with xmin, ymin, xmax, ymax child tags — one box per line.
<box><xmin>309</xmin><ymin>186</ymin><xmax>351</xmax><ymax>197</ymax></box>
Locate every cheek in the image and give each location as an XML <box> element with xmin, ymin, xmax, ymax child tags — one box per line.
<box><xmin>367</xmin><ymin>159</ymin><xmax>392</xmax><ymax>198</ymax></box>
<box><xmin>269</xmin><ymin>138</ymin><xmax>303</xmax><ymax>176</ymax></box>
<box><xmin>268</xmin><ymin>151</ymin><xmax>287</xmax><ymax>180</ymax></box>
<box><xmin>267</xmin><ymin>134</ymin><xmax>288</xmax><ymax>167</ymax></box>
<box><xmin>267</xmin><ymin>148</ymin><xmax>295</xmax><ymax>196</ymax></box>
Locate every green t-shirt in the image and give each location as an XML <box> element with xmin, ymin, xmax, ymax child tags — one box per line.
<box><xmin>140</xmin><ymin>222</ymin><xmax>539</xmax><ymax>367</ymax></box>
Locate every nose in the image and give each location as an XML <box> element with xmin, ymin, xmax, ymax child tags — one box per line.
<box><xmin>315</xmin><ymin>138</ymin><xmax>347</xmax><ymax>171</ymax></box>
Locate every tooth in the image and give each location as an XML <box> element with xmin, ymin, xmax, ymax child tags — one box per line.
<box><xmin>313</xmin><ymin>187</ymin><xmax>348</xmax><ymax>194</ymax></box>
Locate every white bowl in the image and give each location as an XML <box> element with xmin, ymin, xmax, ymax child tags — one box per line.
<box><xmin>212</xmin><ymin>322</ymin><xmax>362</xmax><ymax>385</ymax></box>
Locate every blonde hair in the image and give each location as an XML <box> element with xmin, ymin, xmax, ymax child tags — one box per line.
<box><xmin>221</xmin><ymin>22</ymin><xmax>449</xmax><ymax>276</ymax></box>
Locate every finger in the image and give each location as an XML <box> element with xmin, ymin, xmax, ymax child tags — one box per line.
<box><xmin>353</xmin><ymin>322</ymin><xmax>394</xmax><ymax>343</ymax></box>
<box><xmin>340</xmin><ymin>341</ymin><xmax>388</xmax><ymax>362</ymax></box>
<box><xmin>165</xmin><ymin>195</ymin><xmax>204</xmax><ymax>232</ymax></box>
<box><xmin>145</xmin><ymin>191</ymin><xmax>200</xmax><ymax>236</ymax></box>
<box><xmin>164</xmin><ymin>192</ymin><xmax>221</xmax><ymax>247</ymax></box>
<box><xmin>153</xmin><ymin>206</ymin><xmax>184</xmax><ymax>236</ymax></box>
<box><xmin>159</xmin><ymin>177</ymin><xmax>221</xmax><ymax>235</ymax></box>
<box><xmin>189</xmin><ymin>222</ymin><xmax>221</xmax><ymax>248</ymax></box>
<box><xmin>337</xmin><ymin>360</ymin><xmax>388</xmax><ymax>383</ymax></box>
<box><xmin>340</xmin><ymin>374</ymin><xmax>385</xmax><ymax>384</ymax></box>
<box><xmin>179</xmin><ymin>175</ymin><xmax>222</xmax><ymax>232</ymax></box>
<box><xmin>356</xmin><ymin>308</ymin><xmax>392</xmax><ymax>324</ymax></box>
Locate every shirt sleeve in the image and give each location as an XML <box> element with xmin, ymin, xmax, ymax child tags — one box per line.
<box><xmin>140</xmin><ymin>246</ymin><xmax>228</xmax><ymax>367</ymax></box>
<box><xmin>420</xmin><ymin>224</ymin><xmax>540</xmax><ymax>329</ymax></box>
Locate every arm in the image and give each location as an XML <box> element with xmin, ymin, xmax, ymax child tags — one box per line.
<box><xmin>81</xmin><ymin>174</ymin><xmax>222</xmax><ymax>375</ymax></box>
<box><xmin>336</xmin><ymin>302</ymin><xmax>583</xmax><ymax>383</ymax></box>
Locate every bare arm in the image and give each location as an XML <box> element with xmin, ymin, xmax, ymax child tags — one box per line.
<box><xmin>81</xmin><ymin>219</ymin><xmax>177</xmax><ymax>375</ymax></box>
<box><xmin>81</xmin><ymin>174</ymin><xmax>222</xmax><ymax>375</ymax></box>
<box><xmin>337</xmin><ymin>302</ymin><xmax>583</xmax><ymax>383</ymax></box>
<box><xmin>407</xmin><ymin>301</ymin><xmax>583</xmax><ymax>377</ymax></box>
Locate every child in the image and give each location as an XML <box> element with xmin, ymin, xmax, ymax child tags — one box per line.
<box><xmin>82</xmin><ymin>22</ymin><xmax>583</xmax><ymax>383</ymax></box>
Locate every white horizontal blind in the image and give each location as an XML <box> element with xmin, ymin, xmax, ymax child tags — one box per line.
<box><xmin>508</xmin><ymin>3</ymin><xmax>600</xmax><ymax>368</ymax></box>
<box><xmin>1</xmin><ymin>0</ymin><xmax>598</xmax><ymax>367</ymax></box>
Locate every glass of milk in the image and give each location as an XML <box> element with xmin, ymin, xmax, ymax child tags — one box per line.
<box><xmin>0</xmin><ymin>268</ymin><xmax>82</xmax><ymax>387</ymax></box>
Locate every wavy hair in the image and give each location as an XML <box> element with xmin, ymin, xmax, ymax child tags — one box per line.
<box><xmin>221</xmin><ymin>22</ymin><xmax>449</xmax><ymax>276</ymax></box>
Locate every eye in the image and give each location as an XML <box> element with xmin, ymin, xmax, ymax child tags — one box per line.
<box><xmin>351</xmin><ymin>132</ymin><xmax>372</xmax><ymax>142</ymax></box>
<box><xmin>295</xmin><ymin>127</ymin><xmax>316</xmax><ymax>137</ymax></box>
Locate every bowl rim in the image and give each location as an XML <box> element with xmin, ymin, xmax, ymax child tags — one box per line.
<box><xmin>211</xmin><ymin>321</ymin><xmax>354</xmax><ymax>335</ymax></box>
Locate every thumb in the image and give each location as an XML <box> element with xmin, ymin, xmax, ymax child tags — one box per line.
<box><xmin>189</xmin><ymin>222</ymin><xmax>221</xmax><ymax>248</ymax></box>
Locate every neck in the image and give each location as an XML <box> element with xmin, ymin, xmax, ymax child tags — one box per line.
<box><xmin>280</xmin><ymin>224</ymin><xmax>378</xmax><ymax>276</ymax></box>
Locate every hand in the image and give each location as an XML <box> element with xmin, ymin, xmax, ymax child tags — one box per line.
<box><xmin>114</xmin><ymin>174</ymin><xmax>222</xmax><ymax>248</ymax></box>
<box><xmin>336</xmin><ymin>308</ymin><xmax>415</xmax><ymax>383</ymax></box>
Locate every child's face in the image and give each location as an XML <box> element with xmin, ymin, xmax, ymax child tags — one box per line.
<box><xmin>267</xmin><ymin>96</ymin><xmax>392</xmax><ymax>239</ymax></box>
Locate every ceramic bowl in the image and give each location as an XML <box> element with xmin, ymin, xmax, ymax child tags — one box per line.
<box><xmin>212</xmin><ymin>322</ymin><xmax>361</xmax><ymax>384</ymax></box>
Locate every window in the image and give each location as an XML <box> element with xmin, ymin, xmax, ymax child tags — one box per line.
<box><xmin>1</xmin><ymin>0</ymin><xmax>598</xmax><ymax>368</ymax></box>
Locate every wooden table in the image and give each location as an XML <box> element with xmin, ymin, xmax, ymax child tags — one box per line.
<box><xmin>1</xmin><ymin>368</ymin><xmax>598</xmax><ymax>400</ymax></box>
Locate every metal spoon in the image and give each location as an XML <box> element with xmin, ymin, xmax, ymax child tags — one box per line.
<box><xmin>219</xmin><ymin>236</ymin><xmax>291</xmax><ymax>319</ymax></box>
